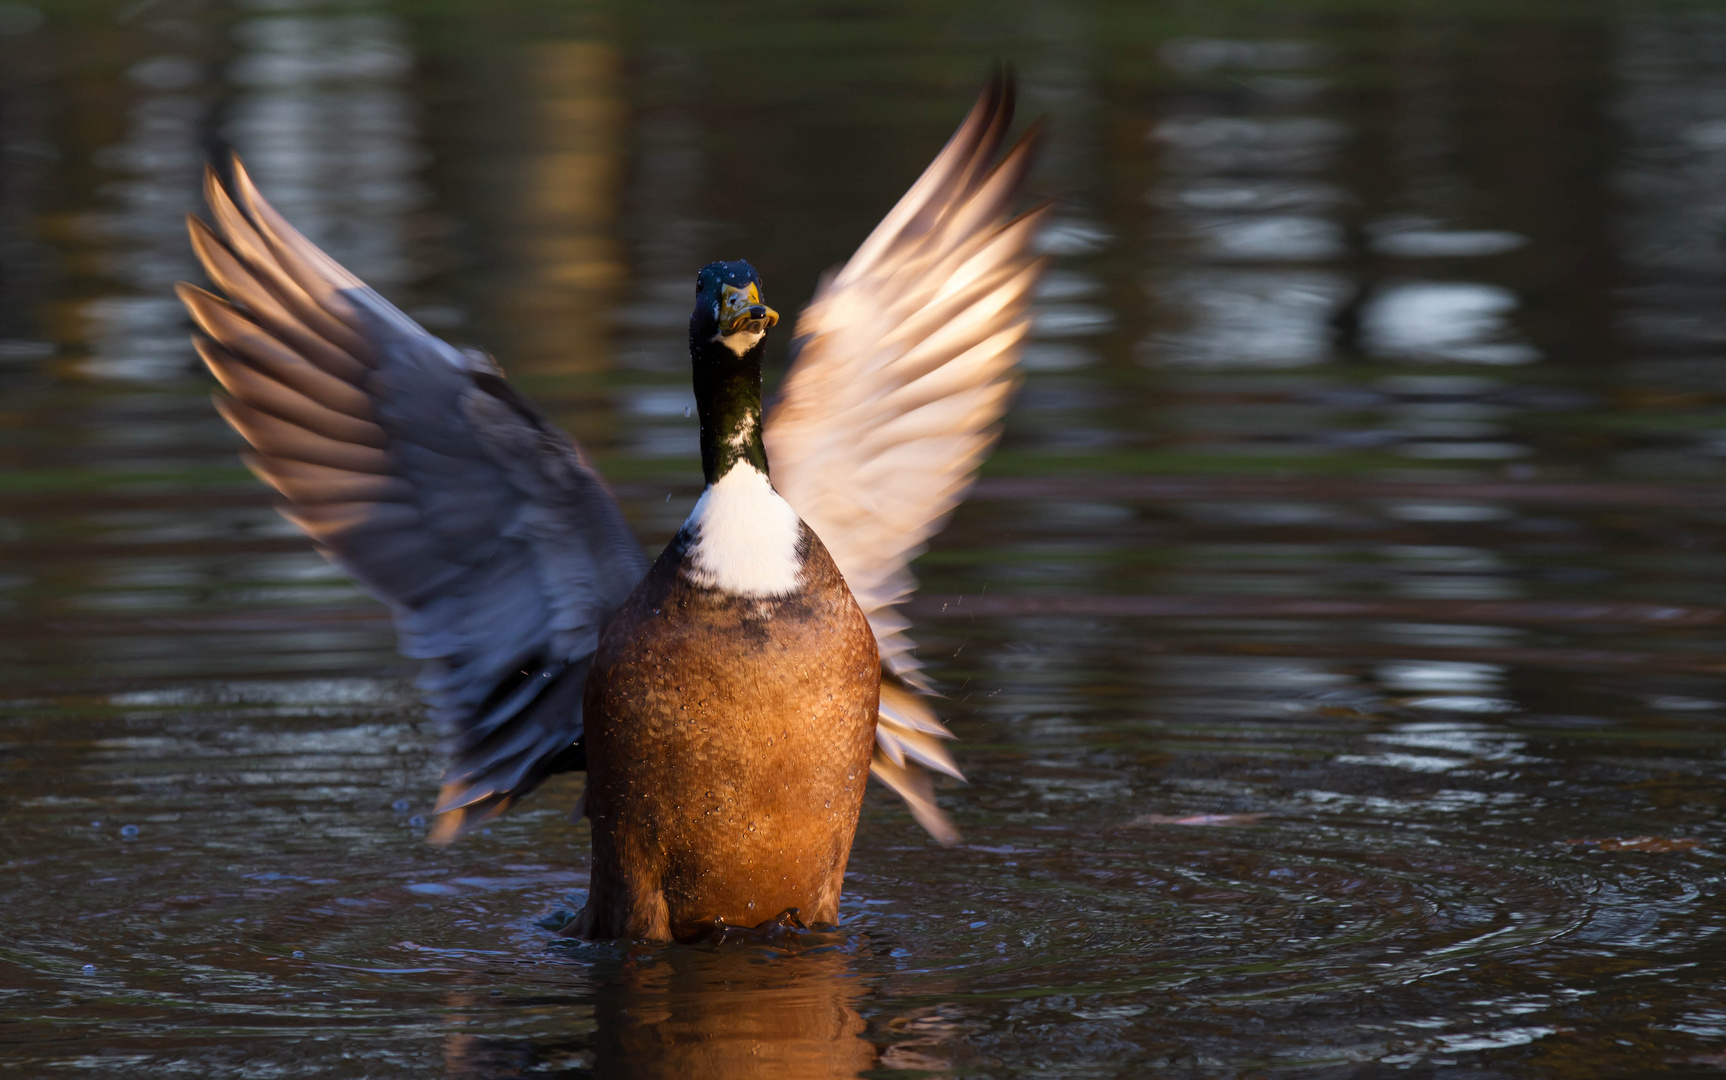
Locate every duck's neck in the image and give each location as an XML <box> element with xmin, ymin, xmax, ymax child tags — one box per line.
<box><xmin>692</xmin><ymin>338</ymin><xmax>768</xmax><ymax>485</ymax></box>
<box><xmin>682</xmin><ymin>335</ymin><xmax>803</xmax><ymax>599</ymax></box>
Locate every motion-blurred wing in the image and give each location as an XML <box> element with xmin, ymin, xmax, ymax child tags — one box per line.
<box><xmin>177</xmin><ymin>159</ymin><xmax>647</xmax><ymax>842</ymax></box>
<box><xmin>763</xmin><ymin>77</ymin><xmax>1048</xmax><ymax>842</ymax></box>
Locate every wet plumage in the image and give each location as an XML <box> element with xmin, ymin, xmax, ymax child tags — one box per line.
<box><xmin>177</xmin><ymin>76</ymin><xmax>1046</xmax><ymax>940</ymax></box>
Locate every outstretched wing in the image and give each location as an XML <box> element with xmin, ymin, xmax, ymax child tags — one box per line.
<box><xmin>763</xmin><ymin>76</ymin><xmax>1049</xmax><ymax>842</ymax></box>
<box><xmin>178</xmin><ymin>160</ymin><xmax>647</xmax><ymax>842</ymax></box>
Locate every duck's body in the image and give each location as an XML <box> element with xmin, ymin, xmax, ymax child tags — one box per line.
<box><xmin>177</xmin><ymin>77</ymin><xmax>1046</xmax><ymax>942</ymax></box>
<box><xmin>581</xmin><ymin>488</ymin><xmax>877</xmax><ymax>939</ymax></box>
<box><xmin>579</xmin><ymin>263</ymin><xmax>880</xmax><ymax>938</ymax></box>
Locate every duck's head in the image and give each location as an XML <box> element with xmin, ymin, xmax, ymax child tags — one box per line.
<box><xmin>692</xmin><ymin>260</ymin><xmax>779</xmax><ymax>358</ymax></box>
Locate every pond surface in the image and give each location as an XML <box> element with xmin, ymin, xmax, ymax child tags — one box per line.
<box><xmin>6</xmin><ymin>0</ymin><xmax>1726</xmax><ymax>1076</ymax></box>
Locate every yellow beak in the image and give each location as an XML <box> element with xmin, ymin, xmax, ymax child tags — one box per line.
<box><xmin>718</xmin><ymin>282</ymin><xmax>779</xmax><ymax>336</ymax></box>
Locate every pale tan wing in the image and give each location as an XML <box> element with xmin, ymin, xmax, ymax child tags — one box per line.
<box><xmin>763</xmin><ymin>76</ymin><xmax>1048</xmax><ymax>842</ymax></box>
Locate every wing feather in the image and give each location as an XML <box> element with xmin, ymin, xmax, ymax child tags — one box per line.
<box><xmin>202</xmin><ymin>344</ymin><xmax>388</xmax><ymax>447</ymax></box>
<box><xmin>201</xmin><ymin>169</ymin><xmax>378</xmax><ymax>361</ymax></box>
<box><xmin>241</xmin><ymin>452</ymin><xmax>415</xmax><ymax>506</ymax></box>
<box><xmin>764</xmin><ymin>76</ymin><xmax>1048</xmax><ymax>842</ymax></box>
<box><xmin>180</xmin><ymin>159</ymin><xmax>647</xmax><ymax>842</ymax></box>
<box><xmin>180</xmin><ymin>288</ymin><xmax>374</xmax><ymax>416</ymax></box>
<box><xmin>213</xmin><ymin>395</ymin><xmax>394</xmax><ymax>475</ymax></box>
<box><xmin>187</xmin><ymin>217</ymin><xmax>372</xmax><ymax>382</ymax></box>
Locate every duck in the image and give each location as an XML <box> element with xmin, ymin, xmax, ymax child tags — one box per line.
<box><xmin>174</xmin><ymin>75</ymin><xmax>1047</xmax><ymax>942</ymax></box>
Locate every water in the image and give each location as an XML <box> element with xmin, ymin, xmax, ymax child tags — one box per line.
<box><xmin>5</xmin><ymin>1</ymin><xmax>1726</xmax><ymax>1075</ymax></box>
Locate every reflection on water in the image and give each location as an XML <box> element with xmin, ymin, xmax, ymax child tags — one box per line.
<box><xmin>8</xmin><ymin>1</ymin><xmax>1726</xmax><ymax>1076</ymax></box>
<box><xmin>439</xmin><ymin>944</ymin><xmax>874</xmax><ymax>1079</ymax></box>
<box><xmin>228</xmin><ymin>5</ymin><xmax>422</xmax><ymax>288</ymax></box>
<box><xmin>583</xmin><ymin>944</ymin><xmax>873</xmax><ymax>1079</ymax></box>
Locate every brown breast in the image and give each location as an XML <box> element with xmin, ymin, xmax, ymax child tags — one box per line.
<box><xmin>576</xmin><ymin>525</ymin><xmax>879</xmax><ymax>941</ymax></box>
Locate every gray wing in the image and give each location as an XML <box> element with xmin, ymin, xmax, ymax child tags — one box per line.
<box><xmin>177</xmin><ymin>159</ymin><xmax>647</xmax><ymax>842</ymax></box>
<box><xmin>763</xmin><ymin>76</ymin><xmax>1049</xmax><ymax>842</ymax></box>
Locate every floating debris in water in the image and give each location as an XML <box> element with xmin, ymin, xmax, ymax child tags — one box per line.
<box><xmin>408</xmin><ymin>815</ymin><xmax>425</xmax><ymax>827</ymax></box>
<box><xmin>292</xmin><ymin>950</ymin><xmax>305</xmax><ymax>959</ymax></box>
<box><xmin>120</xmin><ymin>824</ymin><xmax>139</xmax><ymax>839</ymax></box>
<box><xmin>80</xmin><ymin>964</ymin><xmax>95</xmax><ymax>975</ymax></box>
<box><xmin>89</xmin><ymin>821</ymin><xmax>100</xmax><ymax>828</ymax></box>
<box><xmin>391</xmin><ymin>798</ymin><xmax>410</xmax><ymax>813</ymax></box>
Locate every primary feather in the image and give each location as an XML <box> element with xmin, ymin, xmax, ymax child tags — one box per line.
<box><xmin>764</xmin><ymin>76</ymin><xmax>1050</xmax><ymax>842</ymax></box>
<box><xmin>180</xmin><ymin>160</ymin><xmax>646</xmax><ymax>843</ymax></box>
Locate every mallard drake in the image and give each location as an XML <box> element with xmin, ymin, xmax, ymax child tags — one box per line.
<box><xmin>175</xmin><ymin>76</ymin><xmax>1046</xmax><ymax>942</ymax></box>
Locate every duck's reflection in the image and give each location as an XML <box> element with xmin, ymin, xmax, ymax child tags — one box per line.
<box><xmin>591</xmin><ymin>941</ymin><xmax>875</xmax><ymax>1079</ymax></box>
<box><xmin>443</xmin><ymin>939</ymin><xmax>876</xmax><ymax>1079</ymax></box>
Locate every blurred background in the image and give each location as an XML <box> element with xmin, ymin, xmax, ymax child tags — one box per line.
<box><xmin>6</xmin><ymin>0</ymin><xmax>1726</xmax><ymax>1076</ymax></box>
